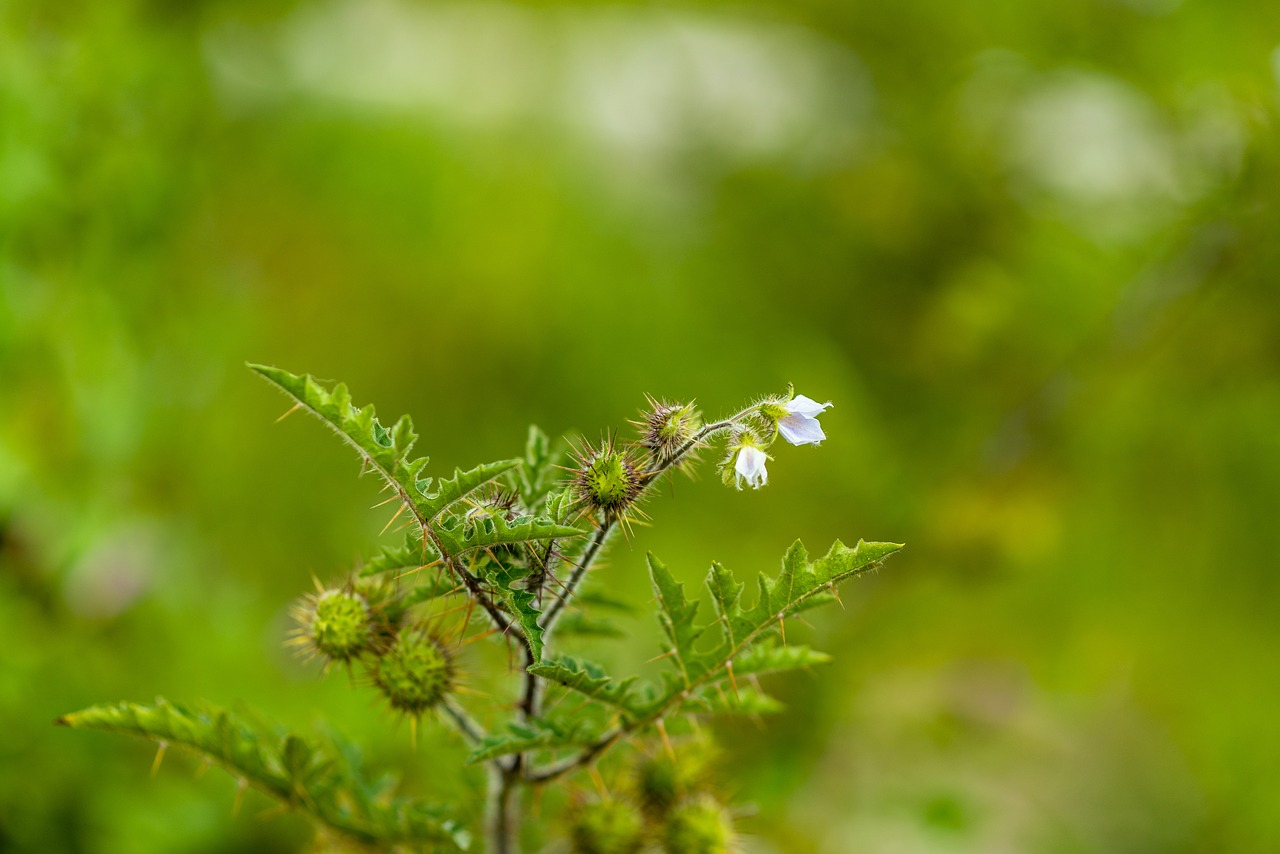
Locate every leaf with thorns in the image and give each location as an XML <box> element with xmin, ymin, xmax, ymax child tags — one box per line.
<box><xmin>57</xmin><ymin>699</ymin><xmax>470</xmax><ymax>850</ymax></box>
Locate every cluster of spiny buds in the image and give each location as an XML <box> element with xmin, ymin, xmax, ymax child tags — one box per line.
<box><xmin>291</xmin><ymin>577</ymin><xmax>456</xmax><ymax>718</ymax></box>
<box><xmin>569</xmin><ymin>396</ymin><xmax>702</xmax><ymax>530</ymax></box>
<box><xmin>566</xmin><ymin>737</ymin><xmax>736</xmax><ymax>854</ymax></box>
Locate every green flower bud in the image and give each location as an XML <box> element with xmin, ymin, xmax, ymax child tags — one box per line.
<box><xmin>637</xmin><ymin>396</ymin><xmax>701</xmax><ymax>464</ymax></box>
<box><xmin>573</xmin><ymin>438</ymin><xmax>644</xmax><ymax>515</ymax></box>
<box><xmin>568</xmin><ymin>798</ymin><xmax>645</xmax><ymax>854</ymax></box>
<box><xmin>632</xmin><ymin>742</ymin><xmax>716</xmax><ymax>819</ymax></box>
<box><xmin>298</xmin><ymin>588</ymin><xmax>373</xmax><ymax>662</ymax></box>
<box><xmin>663</xmin><ymin>796</ymin><xmax>734</xmax><ymax>854</ymax></box>
<box><xmin>374</xmin><ymin>626</ymin><xmax>455</xmax><ymax>715</ymax></box>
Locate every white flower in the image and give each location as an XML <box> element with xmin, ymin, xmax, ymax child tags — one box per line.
<box><xmin>734</xmin><ymin>445</ymin><xmax>769</xmax><ymax>490</ymax></box>
<box><xmin>777</xmin><ymin>394</ymin><xmax>832</xmax><ymax>446</ymax></box>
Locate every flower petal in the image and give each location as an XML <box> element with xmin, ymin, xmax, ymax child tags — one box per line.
<box><xmin>778</xmin><ymin>415</ymin><xmax>826</xmax><ymax>446</ymax></box>
<box><xmin>734</xmin><ymin>446</ymin><xmax>769</xmax><ymax>489</ymax></box>
<box><xmin>784</xmin><ymin>395</ymin><xmax>832</xmax><ymax>418</ymax></box>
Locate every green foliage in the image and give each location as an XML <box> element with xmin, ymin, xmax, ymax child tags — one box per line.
<box><xmin>467</xmin><ymin>718</ymin><xmax>598</xmax><ymax>764</ymax></box>
<box><xmin>249</xmin><ymin>365</ymin><xmax>583</xmax><ymax>562</ymax></box>
<box><xmin>60</xmin><ymin>368</ymin><xmax>900</xmax><ymax>851</ymax></box>
<box><xmin>528</xmin><ymin>657</ymin><xmax>643</xmax><ymax>716</ymax></box>
<box><xmin>57</xmin><ymin>700</ymin><xmax>470</xmax><ymax>850</ymax></box>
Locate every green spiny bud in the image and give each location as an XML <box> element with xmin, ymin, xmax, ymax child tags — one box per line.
<box><xmin>568</xmin><ymin>798</ymin><xmax>645</xmax><ymax>854</ymax></box>
<box><xmin>296</xmin><ymin>588</ymin><xmax>373</xmax><ymax>662</ymax></box>
<box><xmin>632</xmin><ymin>741</ymin><xmax>716</xmax><ymax>818</ymax></box>
<box><xmin>663</xmin><ymin>796</ymin><xmax>734</xmax><ymax>854</ymax></box>
<box><xmin>573</xmin><ymin>437</ymin><xmax>644</xmax><ymax>515</ymax></box>
<box><xmin>636</xmin><ymin>396</ymin><xmax>701</xmax><ymax>464</ymax></box>
<box><xmin>374</xmin><ymin>626</ymin><xmax>455</xmax><ymax>715</ymax></box>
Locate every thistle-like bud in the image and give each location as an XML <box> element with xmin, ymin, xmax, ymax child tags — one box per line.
<box><xmin>567</xmin><ymin>798</ymin><xmax>645</xmax><ymax>854</ymax></box>
<box><xmin>466</xmin><ymin>484</ymin><xmax>522</xmax><ymax>522</ymax></box>
<box><xmin>572</xmin><ymin>437</ymin><xmax>645</xmax><ymax>516</ymax></box>
<box><xmin>294</xmin><ymin>587</ymin><xmax>374</xmax><ymax>663</ymax></box>
<box><xmin>631</xmin><ymin>740</ymin><xmax>716</xmax><ymax>819</ymax></box>
<box><xmin>636</xmin><ymin>396</ymin><xmax>701</xmax><ymax>465</ymax></box>
<box><xmin>374</xmin><ymin>626</ymin><xmax>455</xmax><ymax>715</ymax></box>
<box><xmin>663</xmin><ymin>796</ymin><xmax>734</xmax><ymax>854</ymax></box>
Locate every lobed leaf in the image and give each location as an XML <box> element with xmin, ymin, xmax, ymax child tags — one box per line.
<box><xmin>466</xmin><ymin>718</ymin><xmax>596</xmax><ymax>764</ymax></box>
<box><xmin>435</xmin><ymin>514</ymin><xmax>585</xmax><ymax>557</ymax></box>
<box><xmin>57</xmin><ymin>699</ymin><xmax>470</xmax><ymax>850</ymax></box>
<box><xmin>528</xmin><ymin>657</ymin><xmax>643</xmax><ymax>717</ymax></box>
<box><xmin>249</xmin><ymin>365</ymin><xmax>519</xmax><ymax>536</ymax></box>
<box><xmin>647</xmin><ymin>538</ymin><xmax>902</xmax><ymax>709</ymax></box>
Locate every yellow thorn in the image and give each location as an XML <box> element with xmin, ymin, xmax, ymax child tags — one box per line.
<box><xmin>231</xmin><ymin>777</ymin><xmax>248</xmax><ymax>817</ymax></box>
<box><xmin>657</xmin><ymin>718</ymin><xmax>674</xmax><ymax>760</ymax></box>
<box><xmin>274</xmin><ymin>403</ymin><xmax>303</xmax><ymax>423</ymax></box>
<box><xmin>380</xmin><ymin>503</ymin><xmax>407</xmax><ymax>536</ymax></box>
<box><xmin>588</xmin><ymin>765</ymin><xmax>609</xmax><ymax>799</ymax></box>
<box><xmin>778</xmin><ymin>614</ymin><xmax>787</xmax><ymax>645</ymax></box>
<box><xmin>150</xmin><ymin>741</ymin><xmax>168</xmax><ymax>778</ymax></box>
<box><xmin>828</xmin><ymin>582</ymin><xmax>844</xmax><ymax>609</ymax></box>
<box><xmin>726</xmin><ymin>661</ymin><xmax>740</xmax><ymax>700</ymax></box>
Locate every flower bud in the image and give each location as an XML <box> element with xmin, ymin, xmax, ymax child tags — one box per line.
<box><xmin>663</xmin><ymin>796</ymin><xmax>734</xmax><ymax>854</ymax></box>
<box><xmin>568</xmin><ymin>798</ymin><xmax>645</xmax><ymax>854</ymax></box>
<box><xmin>297</xmin><ymin>588</ymin><xmax>373</xmax><ymax>663</ymax></box>
<box><xmin>637</xmin><ymin>397</ymin><xmax>701</xmax><ymax>464</ymax></box>
<box><xmin>374</xmin><ymin>626</ymin><xmax>455</xmax><ymax>715</ymax></box>
<box><xmin>572</xmin><ymin>438</ymin><xmax>644</xmax><ymax>515</ymax></box>
<box><xmin>632</xmin><ymin>741</ymin><xmax>716</xmax><ymax>819</ymax></box>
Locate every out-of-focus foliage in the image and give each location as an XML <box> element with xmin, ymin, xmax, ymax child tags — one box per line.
<box><xmin>2</xmin><ymin>0</ymin><xmax>1279</xmax><ymax>851</ymax></box>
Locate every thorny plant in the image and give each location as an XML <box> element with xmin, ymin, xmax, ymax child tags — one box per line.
<box><xmin>59</xmin><ymin>366</ymin><xmax>901</xmax><ymax>853</ymax></box>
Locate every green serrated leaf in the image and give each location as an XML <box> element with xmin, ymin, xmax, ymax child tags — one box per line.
<box><xmin>58</xmin><ymin>699</ymin><xmax>470</xmax><ymax>850</ymax></box>
<box><xmin>435</xmin><ymin>514</ymin><xmax>584</xmax><ymax>557</ymax></box>
<box><xmin>647</xmin><ymin>553</ymin><xmax>708</xmax><ymax>687</ymax></box>
<box><xmin>472</xmin><ymin>557</ymin><xmax>547</xmax><ymax>661</ymax></box>
<box><xmin>682</xmin><ymin>685</ymin><xmax>784</xmax><ymax>716</ymax></box>
<box><xmin>466</xmin><ymin>718</ymin><xmax>596</xmax><ymax>764</ymax></box>
<box><xmin>249</xmin><ymin>365</ymin><xmax>520</xmax><ymax>545</ymax></box>
<box><xmin>528</xmin><ymin>657</ymin><xmax>642</xmax><ymax>716</ymax></box>
<box><xmin>644</xmin><ymin>538</ymin><xmax>901</xmax><ymax>716</ymax></box>
<box><xmin>729</xmin><ymin>641</ymin><xmax>831</xmax><ymax>678</ymax></box>
<box><xmin>414</xmin><ymin>460</ymin><xmax>521</xmax><ymax>522</ymax></box>
<box><xmin>361</xmin><ymin>530</ymin><xmax>441</xmax><ymax>577</ymax></box>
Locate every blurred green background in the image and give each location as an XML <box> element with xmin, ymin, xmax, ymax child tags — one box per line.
<box><xmin>3</xmin><ymin>0</ymin><xmax>1280</xmax><ymax>851</ymax></box>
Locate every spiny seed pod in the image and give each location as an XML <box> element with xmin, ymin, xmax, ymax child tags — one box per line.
<box><xmin>466</xmin><ymin>484</ymin><xmax>522</xmax><ymax>522</ymax></box>
<box><xmin>636</xmin><ymin>396</ymin><xmax>701</xmax><ymax>464</ymax></box>
<box><xmin>663</xmin><ymin>796</ymin><xmax>734</xmax><ymax>854</ymax></box>
<box><xmin>374</xmin><ymin>626</ymin><xmax>455</xmax><ymax>715</ymax></box>
<box><xmin>568</xmin><ymin>798</ymin><xmax>646</xmax><ymax>854</ymax></box>
<box><xmin>572</xmin><ymin>437</ymin><xmax>645</xmax><ymax>516</ymax></box>
<box><xmin>632</xmin><ymin>741</ymin><xmax>716</xmax><ymax>818</ymax></box>
<box><xmin>293</xmin><ymin>587</ymin><xmax>373</xmax><ymax>663</ymax></box>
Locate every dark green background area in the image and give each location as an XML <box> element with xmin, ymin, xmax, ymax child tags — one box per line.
<box><xmin>3</xmin><ymin>0</ymin><xmax>1279</xmax><ymax>850</ymax></box>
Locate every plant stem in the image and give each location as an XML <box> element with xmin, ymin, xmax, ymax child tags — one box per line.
<box><xmin>491</xmin><ymin>404</ymin><xmax>759</xmax><ymax>843</ymax></box>
<box><xmin>486</xmin><ymin>766</ymin><xmax>521</xmax><ymax>854</ymax></box>
<box><xmin>539</xmin><ymin>413</ymin><xmax>749</xmax><ymax>636</ymax></box>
